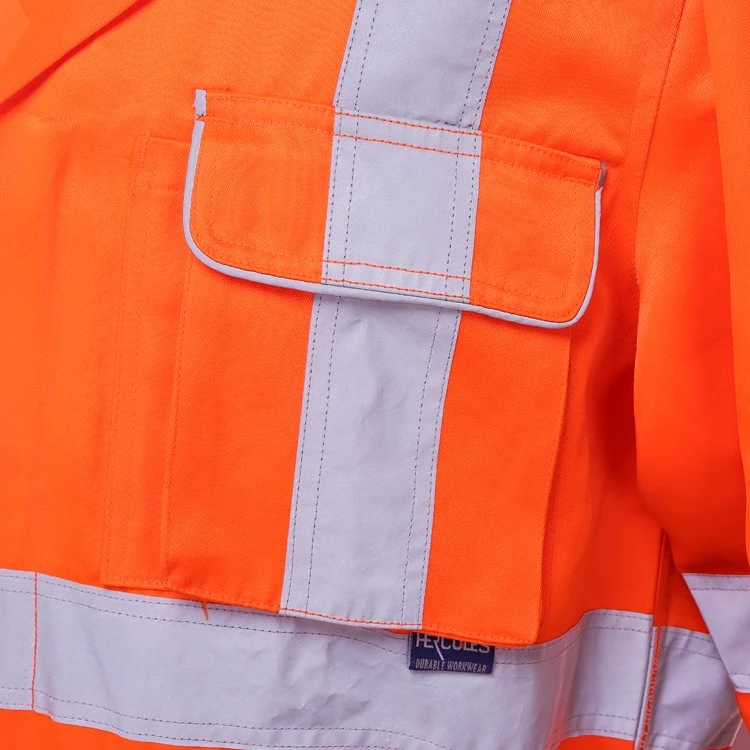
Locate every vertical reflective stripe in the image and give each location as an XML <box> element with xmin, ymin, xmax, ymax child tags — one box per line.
<box><xmin>282</xmin><ymin>297</ymin><xmax>459</xmax><ymax>624</ymax></box>
<box><xmin>0</xmin><ymin>571</ymin><xmax>741</xmax><ymax>750</ymax></box>
<box><xmin>684</xmin><ymin>573</ymin><xmax>750</xmax><ymax>693</ymax></box>
<box><xmin>321</xmin><ymin>114</ymin><xmax>480</xmax><ymax>301</ymax></box>
<box><xmin>333</xmin><ymin>0</ymin><xmax>511</xmax><ymax>125</ymax></box>
<box><xmin>282</xmin><ymin>0</ymin><xmax>510</xmax><ymax>627</ymax></box>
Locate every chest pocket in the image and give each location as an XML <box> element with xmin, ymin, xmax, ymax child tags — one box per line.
<box><xmin>186</xmin><ymin>90</ymin><xmax>603</xmax><ymax>327</ymax></box>
<box><xmin>150</xmin><ymin>87</ymin><xmax>605</xmax><ymax>646</ymax></box>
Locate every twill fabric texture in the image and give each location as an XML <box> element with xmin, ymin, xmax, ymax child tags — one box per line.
<box><xmin>1</xmin><ymin>0</ymin><xmax>749</xmax><ymax>748</ymax></box>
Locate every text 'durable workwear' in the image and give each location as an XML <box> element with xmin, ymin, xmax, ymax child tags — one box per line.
<box><xmin>1</xmin><ymin>0</ymin><xmax>749</xmax><ymax>748</ymax></box>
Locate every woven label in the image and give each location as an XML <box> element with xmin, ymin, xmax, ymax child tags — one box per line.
<box><xmin>407</xmin><ymin>633</ymin><xmax>494</xmax><ymax>674</ymax></box>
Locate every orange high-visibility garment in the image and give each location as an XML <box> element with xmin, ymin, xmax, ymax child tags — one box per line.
<box><xmin>1</xmin><ymin>0</ymin><xmax>750</xmax><ymax>747</ymax></box>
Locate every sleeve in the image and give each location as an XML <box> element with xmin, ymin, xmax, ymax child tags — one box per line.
<box><xmin>700</xmin><ymin>0</ymin><xmax>750</xmax><ymax>724</ymax></box>
<box><xmin>633</xmin><ymin>0</ymin><xmax>750</xmax><ymax>725</ymax></box>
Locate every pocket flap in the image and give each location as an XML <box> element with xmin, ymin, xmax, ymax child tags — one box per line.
<box><xmin>184</xmin><ymin>89</ymin><xmax>605</xmax><ymax>327</ymax></box>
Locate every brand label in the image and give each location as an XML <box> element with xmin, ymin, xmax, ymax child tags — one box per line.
<box><xmin>407</xmin><ymin>633</ymin><xmax>494</xmax><ymax>674</ymax></box>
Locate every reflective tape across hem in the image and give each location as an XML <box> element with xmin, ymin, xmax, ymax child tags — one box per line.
<box><xmin>0</xmin><ymin>570</ymin><xmax>740</xmax><ymax>750</ymax></box>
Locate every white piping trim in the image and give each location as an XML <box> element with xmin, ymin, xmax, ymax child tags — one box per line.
<box><xmin>182</xmin><ymin>91</ymin><xmax>604</xmax><ymax>330</ymax></box>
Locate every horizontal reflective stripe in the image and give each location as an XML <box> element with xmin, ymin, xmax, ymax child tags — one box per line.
<box><xmin>0</xmin><ymin>570</ymin><xmax>740</xmax><ymax>749</ymax></box>
<box><xmin>684</xmin><ymin>572</ymin><xmax>750</xmax><ymax>692</ymax></box>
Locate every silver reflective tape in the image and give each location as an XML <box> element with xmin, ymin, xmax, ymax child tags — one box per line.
<box><xmin>650</xmin><ymin>627</ymin><xmax>741</xmax><ymax>749</ymax></box>
<box><xmin>282</xmin><ymin>297</ymin><xmax>459</xmax><ymax>625</ymax></box>
<box><xmin>0</xmin><ymin>572</ymin><xmax>33</xmax><ymax>711</ymax></box>
<box><xmin>0</xmin><ymin>571</ymin><xmax>741</xmax><ymax>750</ymax></box>
<box><xmin>334</xmin><ymin>0</ymin><xmax>512</xmax><ymax>126</ymax></box>
<box><xmin>283</xmin><ymin>0</ymin><xmax>510</xmax><ymax>629</ymax></box>
<box><xmin>322</xmin><ymin>113</ymin><xmax>479</xmax><ymax>301</ymax></box>
<box><xmin>684</xmin><ymin>572</ymin><xmax>750</xmax><ymax>693</ymax></box>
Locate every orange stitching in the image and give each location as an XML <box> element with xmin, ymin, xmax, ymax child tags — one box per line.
<box><xmin>208</xmin><ymin>94</ymin><xmax>333</xmax><ymax>116</ymax></box>
<box><xmin>199</xmin><ymin>209</ymin><xmax>591</xmax><ymax>319</ymax></box>
<box><xmin>282</xmin><ymin>606</ymin><xmax>421</xmax><ymax>627</ymax></box>
<box><xmin>338</xmin><ymin>109</ymin><xmax>477</xmax><ymax>137</ymax></box>
<box><xmin>198</xmin><ymin>242</ymin><xmax>321</xmax><ymax>283</ymax></box>
<box><xmin>207</xmin><ymin>117</ymin><xmax>599</xmax><ymax>187</ymax></box>
<box><xmin>324</xmin><ymin>258</ymin><xmax>470</xmax><ymax>281</ymax></box>
<box><xmin>159</xmin><ymin>581</ymin><xmax>278</xmax><ymax>616</ymax></box>
<box><xmin>197</xmin><ymin>128</ymin><xmax>597</xmax><ymax>315</ymax></box>
<box><xmin>161</xmin><ymin>260</ymin><xmax>194</xmax><ymax>585</ymax></box>
<box><xmin>4</xmin><ymin>575</ymin><xmax>655</xmax><ymax>647</ymax></box>
<box><xmin>470</xmin><ymin>179</ymin><xmax>591</xmax><ymax>307</ymax></box>
<box><xmin>203</xmin><ymin>117</ymin><xmax>599</xmax><ymax>185</ymax></box>
<box><xmin>636</xmin><ymin>626</ymin><xmax>663</xmax><ymax>749</ymax></box>
<box><xmin>322</xmin><ymin>276</ymin><xmax>469</xmax><ymax>300</ymax></box>
<box><xmin>337</xmin><ymin>131</ymin><xmax>477</xmax><ymax>159</ymax></box>
<box><xmin>132</xmin><ymin>580</ymin><xmax>650</xmax><ymax>645</ymax></box>
<box><xmin>9</xmin><ymin>111</ymin><xmax>85</xmax><ymax>125</ymax></box>
<box><xmin>204</xmin><ymin>93</ymin><xmax>601</xmax><ymax>176</ymax></box>
<box><xmin>221</xmin><ymin>599</ymin><xmax>650</xmax><ymax>644</ymax></box>
<box><xmin>205</xmin><ymin>116</ymin><xmax>333</xmax><ymax>138</ymax></box>
<box><xmin>104</xmin><ymin>577</ymin><xmax>164</xmax><ymax>587</ymax></box>
<box><xmin>102</xmin><ymin>136</ymin><xmax>149</xmax><ymax>583</ymax></box>
<box><xmin>201</xmin><ymin>240</ymin><xmax>321</xmax><ymax>280</ymax></box>
<box><xmin>136</xmin><ymin>186</ymin><xmax>183</xmax><ymax>194</ymax></box>
<box><xmin>121</xmin><ymin>140</ymin><xmax>158</xmax><ymax>581</ymax></box>
<box><xmin>480</xmin><ymin>157</ymin><xmax>599</xmax><ymax>187</ymax></box>
<box><xmin>201</xmin><ymin>124</ymin><xmax>594</xmax><ymax>279</ymax></box>
<box><xmin>202</xmin><ymin>149</ymin><xmax>322</xmax><ymax>272</ymax></box>
<box><xmin>199</xmin><ymin>218</ymin><xmax>590</xmax><ymax>316</ymax></box>
<box><xmin>206</xmin><ymin>93</ymin><xmax>472</xmax><ymax>139</ymax></box>
<box><xmin>482</xmin><ymin>131</ymin><xmax>602</xmax><ymax>172</ymax></box>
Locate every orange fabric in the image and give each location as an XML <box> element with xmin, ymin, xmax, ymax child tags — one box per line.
<box><xmin>738</xmin><ymin>693</ymin><xmax>750</xmax><ymax>729</ymax></box>
<box><xmin>470</xmin><ymin>136</ymin><xmax>601</xmax><ymax>322</ymax></box>
<box><xmin>189</xmin><ymin>94</ymin><xmax>333</xmax><ymax>285</ymax></box>
<box><xmin>189</xmin><ymin>88</ymin><xmax>602</xmax><ymax>325</ymax></box>
<box><xmin>425</xmin><ymin>314</ymin><xmax>571</xmax><ymax>643</ymax></box>
<box><xmin>101</xmin><ymin>136</ymin><xmax>191</xmax><ymax>587</ymax></box>
<box><xmin>702</xmin><ymin>0</ymin><xmax>750</xmax><ymax>553</ymax></box>
<box><xmin>0</xmin><ymin>0</ymin><xmax>749</xmax><ymax>744</ymax></box>
<box><xmin>0</xmin><ymin>708</ymin><xmax>223</xmax><ymax>750</ymax></box>
<box><xmin>631</xmin><ymin>0</ymin><xmax>747</xmax><ymax>576</ymax></box>
<box><xmin>0</xmin><ymin>708</ymin><xmax>651</xmax><ymax>750</ymax></box>
<box><xmin>160</xmin><ymin>269</ymin><xmax>312</xmax><ymax>608</ymax></box>
<box><xmin>0</xmin><ymin>0</ymin><xmax>743</xmax><ymax>632</ymax></box>
<box><xmin>557</xmin><ymin>739</ymin><xmax>633</xmax><ymax>750</ymax></box>
<box><xmin>0</xmin><ymin>0</ymin><xmax>144</xmax><ymax>107</ymax></box>
<box><xmin>0</xmin><ymin>2</ymin><xmax>744</xmax><ymax>640</ymax></box>
<box><xmin>0</xmin><ymin>0</ymin><xmax>357</xmax><ymax>608</ymax></box>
